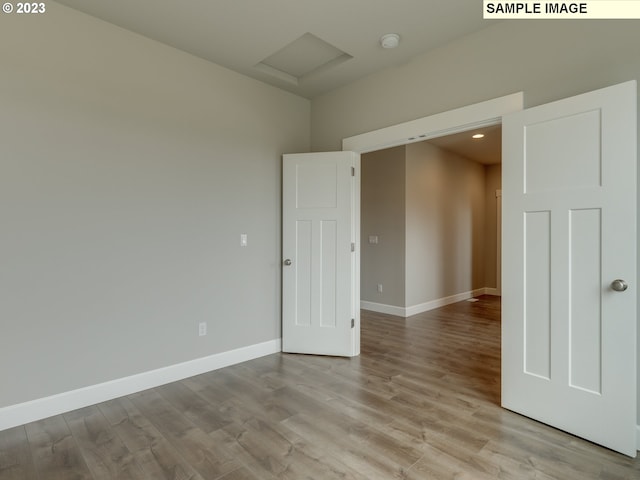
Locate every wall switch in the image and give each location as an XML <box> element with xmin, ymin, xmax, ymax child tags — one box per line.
<box><xmin>377</xmin><ymin>284</ymin><xmax>383</xmax><ymax>293</ymax></box>
<box><xmin>198</xmin><ymin>322</ymin><xmax>207</xmax><ymax>336</ymax></box>
<box><xmin>368</xmin><ymin>235</ymin><xmax>379</xmax><ymax>245</ymax></box>
<box><xmin>240</xmin><ymin>234</ymin><xmax>248</xmax><ymax>247</ymax></box>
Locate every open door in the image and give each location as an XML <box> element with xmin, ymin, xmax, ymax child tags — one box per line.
<box><xmin>502</xmin><ymin>81</ymin><xmax>637</xmax><ymax>456</ymax></box>
<box><xmin>282</xmin><ymin>152</ymin><xmax>360</xmax><ymax>357</ymax></box>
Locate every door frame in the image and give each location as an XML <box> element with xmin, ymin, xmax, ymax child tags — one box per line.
<box><xmin>342</xmin><ymin>93</ymin><xmax>523</xmax><ymax>154</ymax></box>
<box><xmin>342</xmin><ymin>92</ymin><xmax>522</xmax><ymax>308</ymax></box>
<box><xmin>343</xmin><ymin>93</ymin><xmax>522</xmax><ymax>313</ymax></box>
<box><xmin>341</xmin><ymin>93</ymin><xmax>522</xmax><ymax>357</ymax></box>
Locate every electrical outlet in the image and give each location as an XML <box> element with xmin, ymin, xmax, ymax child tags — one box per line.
<box><xmin>198</xmin><ymin>322</ymin><xmax>207</xmax><ymax>336</ymax></box>
<box><xmin>377</xmin><ymin>284</ymin><xmax>383</xmax><ymax>293</ymax></box>
<box><xmin>240</xmin><ymin>234</ymin><xmax>248</xmax><ymax>247</ymax></box>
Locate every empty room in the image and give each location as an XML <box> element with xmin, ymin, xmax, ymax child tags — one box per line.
<box><xmin>2</xmin><ymin>1</ymin><xmax>640</xmax><ymax>478</ymax></box>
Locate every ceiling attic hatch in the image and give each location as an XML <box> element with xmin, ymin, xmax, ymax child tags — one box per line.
<box><xmin>255</xmin><ymin>32</ymin><xmax>353</xmax><ymax>86</ymax></box>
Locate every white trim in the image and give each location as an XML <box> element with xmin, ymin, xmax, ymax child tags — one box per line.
<box><xmin>361</xmin><ymin>301</ymin><xmax>406</xmax><ymax>317</ymax></box>
<box><xmin>0</xmin><ymin>338</ymin><xmax>281</xmax><ymax>432</ymax></box>
<box><xmin>637</xmin><ymin>425</ymin><xmax>640</xmax><ymax>451</ymax></box>
<box><xmin>485</xmin><ymin>287</ymin><xmax>501</xmax><ymax>296</ymax></box>
<box><xmin>352</xmin><ymin>154</ymin><xmax>362</xmax><ymax>356</ymax></box>
<box><xmin>361</xmin><ymin>288</ymin><xmax>498</xmax><ymax>318</ymax></box>
<box><xmin>342</xmin><ymin>92</ymin><xmax>523</xmax><ymax>154</ymax></box>
<box><xmin>405</xmin><ymin>289</ymin><xmax>488</xmax><ymax>316</ymax></box>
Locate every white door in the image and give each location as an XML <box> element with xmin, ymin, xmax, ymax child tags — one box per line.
<box><xmin>282</xmin><ymin>152</ymin><xmax>360</xmax><ymax>356</ymax></box>
<box><xmin>502</xmin><ymin>81</ymin><xmax>637</xmax><ymax>456</ymax></box>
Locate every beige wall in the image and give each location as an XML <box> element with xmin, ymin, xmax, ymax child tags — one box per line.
<box><xmin>361</xmin><ymin>146</ymin><xmax>406</xmax><ymax>306</ymax></box>
<box><xmin>405</xmin><ymin>142</ymin><xmax>486</xmax><ymax>307</ymax></box>
<box><xmin>0</xmin><ymin>4</ymin><xmax>309</xmax><ymax>408</ymax></box>
<box><xmin>361</xmin><ymin>143</ymin><xmax>489</xmax><ymax>310</ymax></box>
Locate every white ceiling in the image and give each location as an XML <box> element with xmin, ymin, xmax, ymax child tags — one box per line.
<box><xmin>427</xmin><ymin>124</ymin><xmax>502</xmax><ymax>165</ymax></box>
<box><xmin>53</xmin><ymin>0</ymin><xmax>495</xmax><ymax>99</ymax></box>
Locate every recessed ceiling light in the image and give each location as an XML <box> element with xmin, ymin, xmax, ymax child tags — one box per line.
<box><xmin>472</xmin><ymin>133</ymin><xmax>485</xmax><ymax>139</ymax></box>
<box><xmin>380</xmin><ymin>33</ymin><xmax>400</xmax><ymax>49</ymax></box>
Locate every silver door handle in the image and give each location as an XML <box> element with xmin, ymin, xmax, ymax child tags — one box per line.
<box><xmin>611</xmin><ymin>279</ymin><xmax>628</xmax><ymax>292</ymax></box>
<box><xmin>283</xmin><ymin>259</ymin><xmax>292</xmax><ymax>266</ymax></box>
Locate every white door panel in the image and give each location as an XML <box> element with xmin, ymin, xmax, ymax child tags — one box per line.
<box><xmin>503</xmin><ymin>81</ymin><xmax>637</xmax><ymax>456</ymax></box>
<box><xmin>282</xmin><ymin>152</ymin><xmax>359</xmax><ymax>357</ymax></box>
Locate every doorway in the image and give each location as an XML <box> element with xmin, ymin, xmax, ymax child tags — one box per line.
<box><xmin>342</xmin><ymin>92</ymin><xmax>521</xmax><ymax>314</ymax></box>
<box><xmin>360</xmin><ymin>125</ymin><xmax>502</xmax><ymax>317</ymax></box>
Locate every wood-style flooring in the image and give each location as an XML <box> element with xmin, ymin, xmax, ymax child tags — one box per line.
<box><xmin>1</xmin><ymin>295</ymin><xmax>639</xmax><ymax>479</ymax></box>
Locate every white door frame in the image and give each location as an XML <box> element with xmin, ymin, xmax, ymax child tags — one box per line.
<box><xmin>342</xmin><ymin>92</ymin><xmax>522</xmax><ymax>310</ymax></box>
<box><xmin>342</xmin><ymin>93</ymin><xmax>523</xmax><ymax>154</ymax></box>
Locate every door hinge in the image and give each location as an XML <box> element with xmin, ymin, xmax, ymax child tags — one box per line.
<box><xmin>351</xmin><ymin>166</ymin><xmax>355</xmax><ymax>176</ymax></box>
<box><xmin>351</xmin><ymin>242</ymin><xmax>355</xmax><ymax>252</ymax></box>
<box><xmin>351</xmin><ymin>318</ymin><xmax>355</xmax><ymax>328</ymax></box>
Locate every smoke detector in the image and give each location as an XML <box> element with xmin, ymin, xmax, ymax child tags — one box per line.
<box><xmin>380</xmin><ymin>33</ymin><xmax>400</xmax><ymax>49</ymax></box>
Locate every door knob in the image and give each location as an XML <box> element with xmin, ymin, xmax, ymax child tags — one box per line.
<box><xmin>283</xmin><ymin>259</ymin><xmax>292</xmax><ymax>266</ymax></box>
<box><xmin>611</xmin><ymin>279</ymin><xmax>628</xmax><ymax>292</ymax></box>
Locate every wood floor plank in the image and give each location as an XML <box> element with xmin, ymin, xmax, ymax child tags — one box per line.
<box><xmin>215</xmin><ymin>465</ymin><xmax>262</xmax><ymax>480</ymax></box>
<box><xmin>403</xmin><ymin>442</ymin><xmax>506</xmax><ymax>480</ymax></box>
<box><xmin>191</xmin><ymin>377</ymin><xmax>375</xmax><ymax>479</ymax></box>
<box><xmin>128</xmin><ymin>389</ymin><xmax>239</xmax><ymax>479</ymax></box>
<box><xmin>98</xmin><ymin>398</ymin><xmax>206</xmax><ymax>480</ymax></box>
<box><xmin>224</xmin><ymin>416</ymin><xmax>352</xmax><ymax>479</ymax></box>
<box><xmin>3</xmin><ymin>295</ymin><xmax>640</xmax><ymax>479</ymax></box>
<box><xmin>25</xmin><ymin>415</ymin><xmax>93</xmax><ymax>480</ymax></box>
<box><xmin>281</xmin><ymin>412</ymin><xmax>413</xmax><ymax>479</ymax></box>
<box><xmin>0</xmin><ymin>426</ymin><xmax>37</xmax><ymax>480</ymax></box>
<box><xmin>63</xmin><ymin>406</ymin><xmax>146</xmax><ymax>480</ymax></box>
<box><xmin>156</xmin><ymin>381</ymin><xmax>232</xmax><ymax>434</ymax></box>
<box><xmin>184</xmin><ymin>368</ymin><xmax>295</xmax><ymax>425</ymax></box>
<box><xmin>272</xmin><ymin>382</ymin><xmax>425</xmax><ymax>477</ymax></box>
<box><xmin>207</xmin><ymin>428</ymin><xmax>279</xmax><ymax>480</ymax></box>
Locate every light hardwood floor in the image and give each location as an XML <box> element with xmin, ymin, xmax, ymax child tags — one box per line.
<box><xmin>1</xmin><ymin>295</ymin><xmax>639</xmax><ymax>479</ymax></box>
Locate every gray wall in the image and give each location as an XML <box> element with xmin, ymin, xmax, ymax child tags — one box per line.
<box><xmin>361</xmin><ymin>143</ymin><xmax>489</xmax><ymax>310</ymax></box>
<box><xmin>405</xmin><ymin>142</ymin><xmax>486</xmax><ymax>307</ymax></box>
<box><xmin>0</xmin><ymin>3</ymin><xmax>309</xmax><ymax>408</ymax></box>
<box><xmin>311</xmin><ymin>19</ymin><xmax>640</xmax><ymax>422</ymax></box>
<box><xmin>361</xmin><ymin>146</ymin><xmax>406</xmax><ymax>306</ymax></box>
<box><xmin>311</xmin><ymin>20</ymin><xmax>640</xmax><ymax>151</ymax></box>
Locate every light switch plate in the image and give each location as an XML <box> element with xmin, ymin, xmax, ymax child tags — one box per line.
<box><xmin>240</xmin><ymin>234</ymin><xmax>248</xmax><ymax>247</ymax></box>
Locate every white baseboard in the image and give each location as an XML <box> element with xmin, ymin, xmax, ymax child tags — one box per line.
<box><xmin>362</xmin><ymin>288</ymin><xmax>498</xmax><ymax>318</ymax></box>
<box><xmin>637</xmin><ymin>424</ymin><xmax>640</xmax><ymax>451</ymax></box>
<box><xmin>360</xmin><ymin>301</ymin><xmax>406</xmax><ymax>316</ymax></box>
<box><xmin>484</xmin><ymin>287</ymin><xmax>501</xmax><ymax>296</ymax></box>
<box><xmin>0</xmin><ymin>338</ymin><xmax>281</xmax><ymax>432</ymax></box>
<box><xmin>405</xmin><ymin>288</ymin><xmax>488</xmax><ymax>316</ymax></box>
